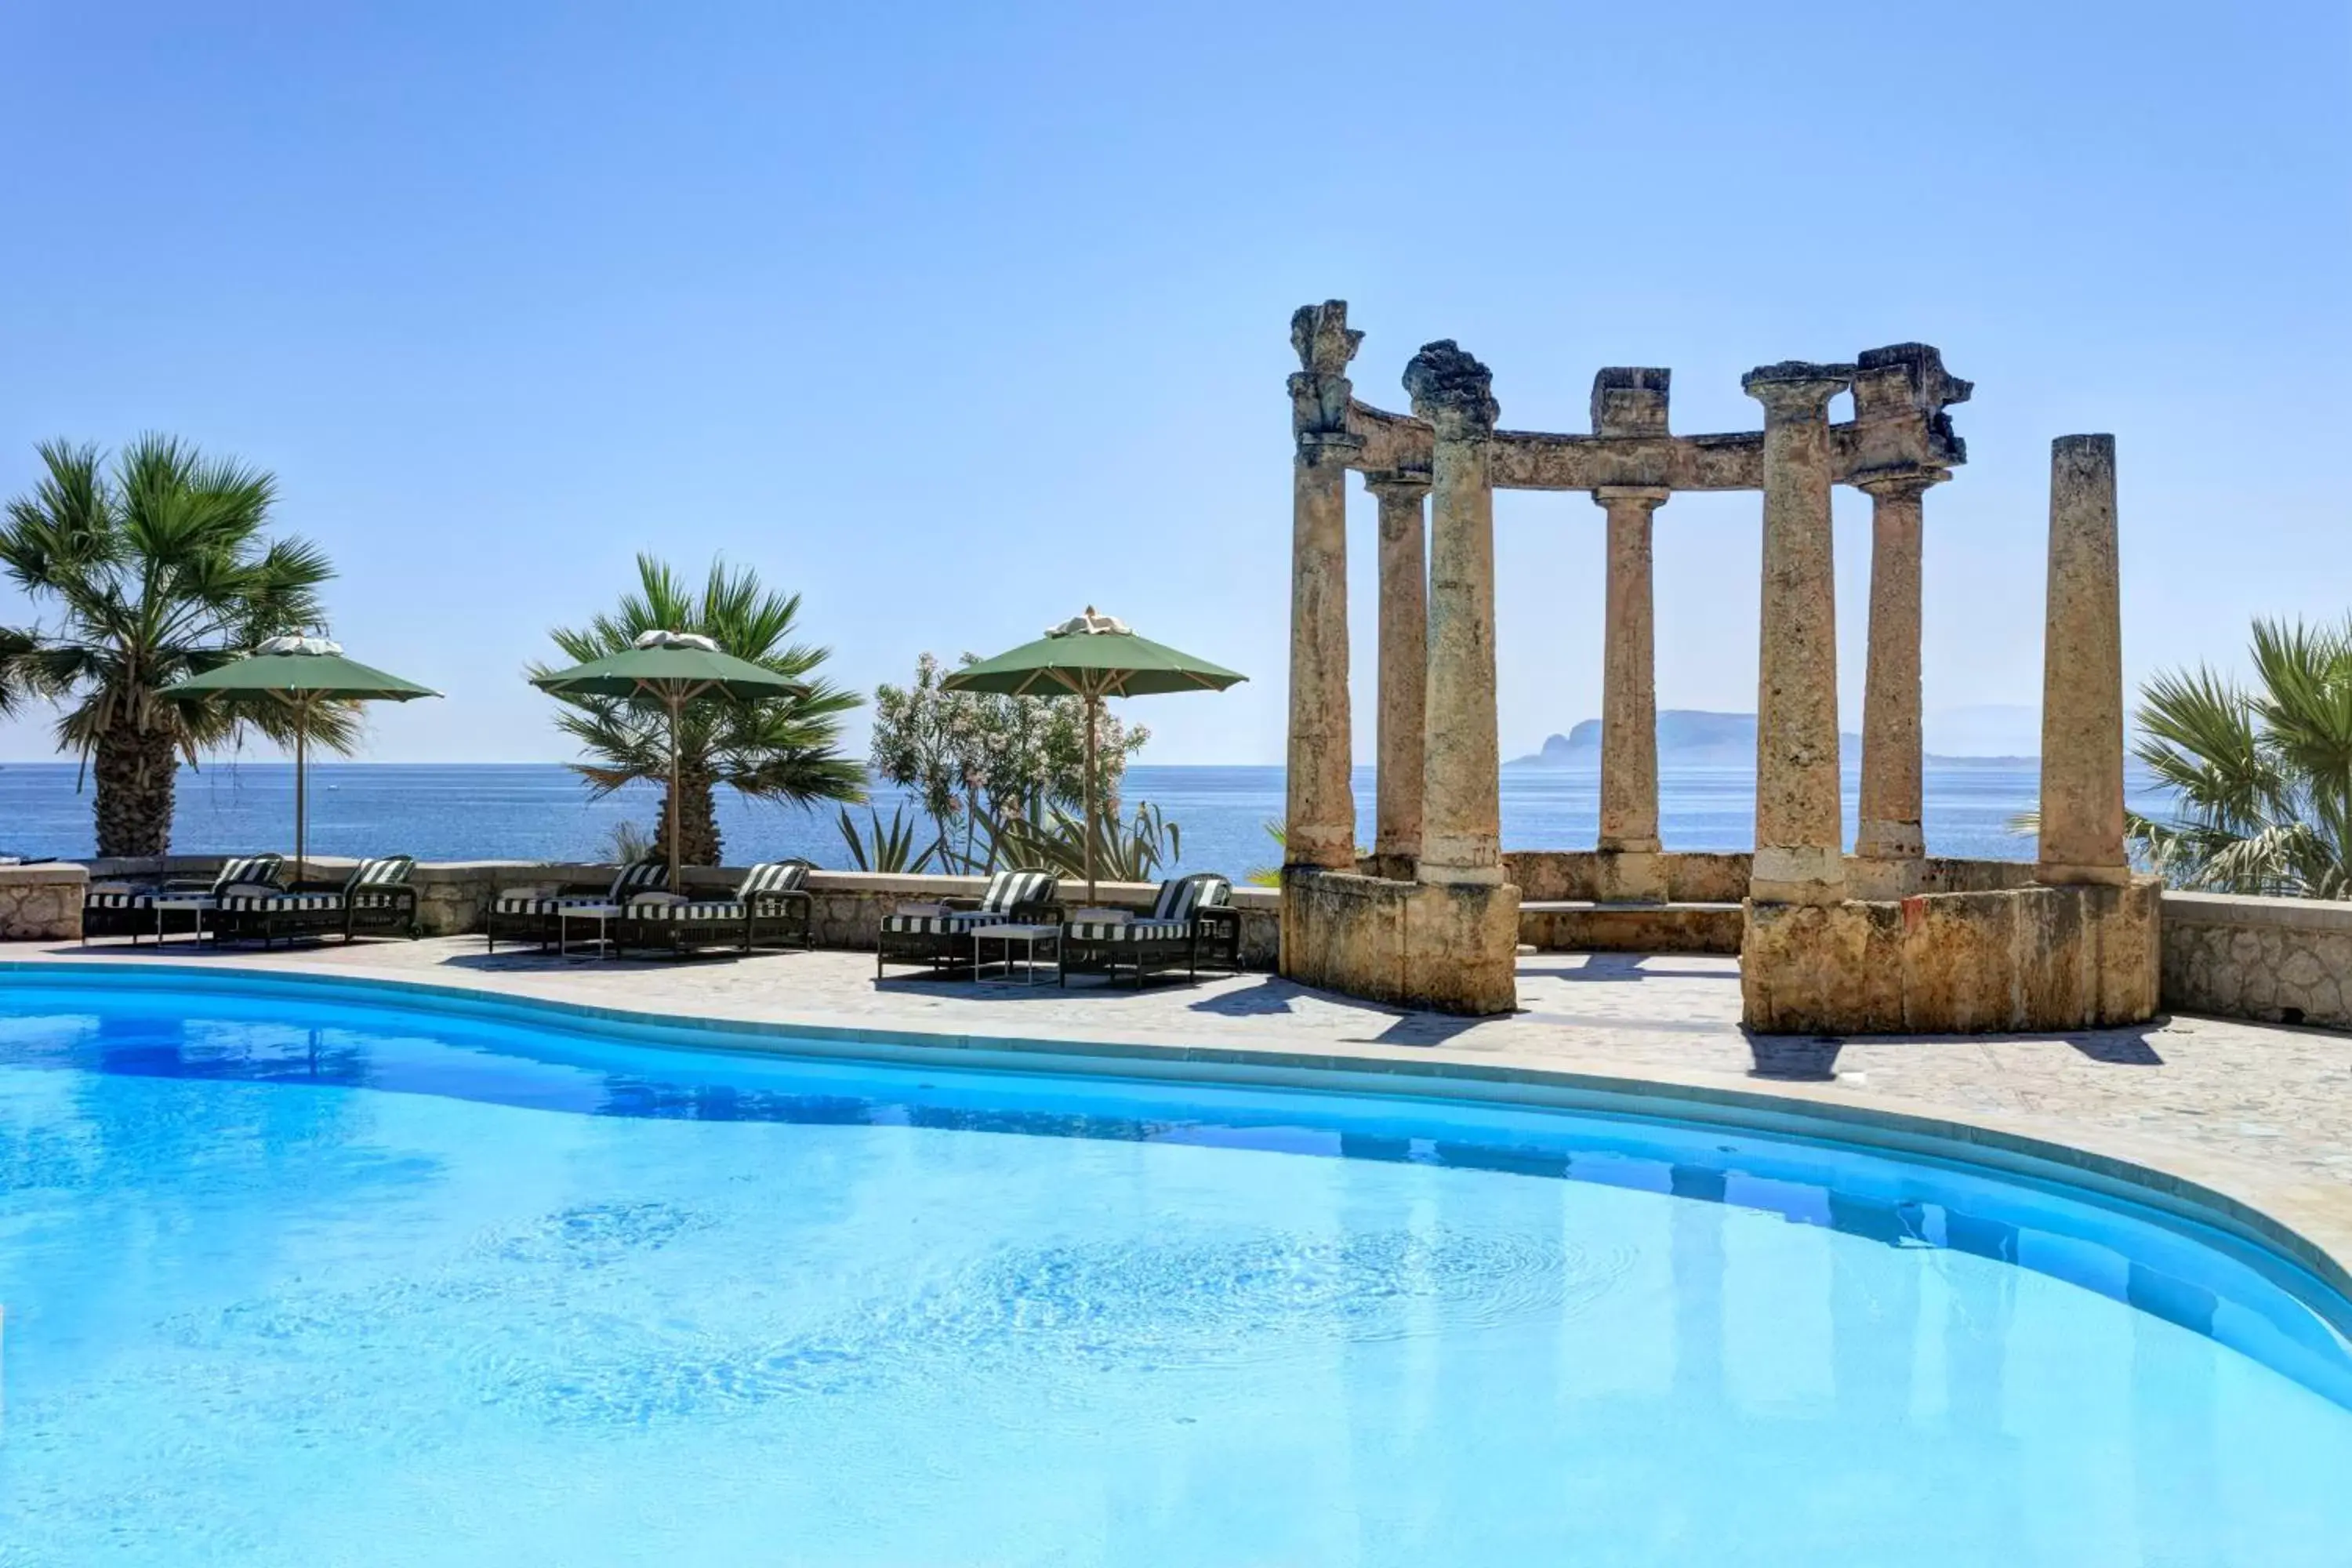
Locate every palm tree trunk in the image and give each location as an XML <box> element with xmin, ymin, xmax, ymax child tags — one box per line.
<box><xmin>654</xmin><ymin>760</ymin><xmax>723</xmax><ymax>867</ymax></box>
<box><xmin>93</xmin><ymin>727</ymin><xmax>179</xmax><ymax>858</ymax></box>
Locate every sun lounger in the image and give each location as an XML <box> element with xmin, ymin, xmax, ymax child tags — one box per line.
<box><xmin>485</xmin><ymin>855</ymin><xmax>669</xmax><ymax>953</ymax></box>
<box><xmin>82</xmin><ymin>855</ymin><xmax>285</xmax><ymax>946</ymax></box>
<box><xmin>1061</xmin><ymin>872</ymin><xmax>1236</xmax><ymax>988</ymax></box>
<box><xmin>615</xmin><ymin>860</ymin><xmax>816</xmax><ymax>957</ymax></box>
<box><xmin>875</xmin><ymin>868</ymin><xmax>1060</xmax><ymax>978</ymax></box>
<box><xmin>212</xmin><ymin>855</ymin><xmax>420</xmax><ymax>948</ymax></box>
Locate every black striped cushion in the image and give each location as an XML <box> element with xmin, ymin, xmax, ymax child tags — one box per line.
<box><xmin>1149</xmin><ymin>874</ymin><xmax>1232</xmax><ymax>921</ymax></box>
<box><xmin>608</xmin><ymin>858</ymin><xmax>668</xmax><ymax>898</ymax></box>
<box><xmin>216</xmin><ymin>891</ymin><xmax>343</xmax><ymax>913</ymax></box>
<box><xmin>348</xmin><ymin>889</ymin><xmax>410</xmax><ymax>910</ymax></box>
<box><xmin>1068</xmin><ymin>918</ymin><xmax>1189</xmax><ymax>942</ymax></box>
<box><xmin>212</xmin><ymin>855</ymin><xmax>284</xmax><ymax>894</ymax></box>
<box><xmin>347</xmin><ymin>855</ymin><xmax>413</xmax><ymax>889</ymax></box>
<box><xmin>980</xmin><ymin>869</ymin><xmax>1056</xmax><ymax>913</ymax></box>
<box><xmin>85</xmin><ymin>888</ymin><xmax>153</xmax><ymax>909</ymax></box>
<box><xmin>738</xmin><ymin>861</ymin><xmax>808</xmax><ymax>898</ymax></box>
<box><xmin>492</xmin><ymin>895</ymin><xmax>565</xmax><ymax>915</ymax></box>
<box><xmin>881</xmin><ymin>911</ymin><xmax>1012</xmax><ymax>935</ymax></box>
<box><xmin>628</xmin><ymin>900</ymin><xmax>749</xmax><ymax>921</ymax></box>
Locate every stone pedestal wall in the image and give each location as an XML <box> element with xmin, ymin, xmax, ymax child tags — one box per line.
<box><xmin>0</xmin><ymin>864</ymin><xmax>87</xmax><ymax>940</ymax></box>
<box><xmin>2161</xmin><ymin>892</ymin><xmax>2352</xmax><ymax>1030</ymax></box>
<box><xmin>1742</xmin><ymin>874</ymin><xmax>2162</xmax><ymax>1035</ymax></box>
<box><xmin>1281</xmin><ymin>869</ymin><xmax>1518</xmax><ymax>1015</ymax></box>
<box><xmin>1504</xmin><ymin>850</ymin><xmax>1751</xmax><ymax>905</ymax></box>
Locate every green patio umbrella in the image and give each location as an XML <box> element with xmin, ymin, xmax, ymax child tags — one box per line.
<box><xmin>942</xmin><ymin>608</ymin><xmax>1245</xmax><ymax>901</ymax></box>
<box><xmin>529</xmin><ymin>630</ymin><xmax>809</xmax><ymax>895</ymax></box>
<box><xmin>163</xmin><ymin>634</ymin><xmax>441</xmax><ymax>883</ymax></box>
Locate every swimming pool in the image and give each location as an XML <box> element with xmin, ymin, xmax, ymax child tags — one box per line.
<box><xmin>2</xmin><ymin>971</ymin><xmax>2348</xmax><ymax>1566</ymax></box>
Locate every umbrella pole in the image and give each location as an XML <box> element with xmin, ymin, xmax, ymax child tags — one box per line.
<box><xmin>667</xmin><ymin>692</ymin><xmax>683</xmax><ymax>897</ymax></box>
<box><xmin>294</xmin><ymin>695</ymin><xmax>307</xmax><ymax>884</ymax></box>
<box><xmin>1083</xmin><ymin>690</ymin><xmax>1098</xmax><ymax>904</ymax></box>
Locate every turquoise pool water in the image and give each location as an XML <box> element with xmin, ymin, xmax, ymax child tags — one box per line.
<box><xmin>1</xmin><ymin>975</ymin><xmax>2348</xmax><ymax>1566</ymax></box>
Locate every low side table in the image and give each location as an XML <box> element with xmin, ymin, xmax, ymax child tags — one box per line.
<box><xmin>148</xmin><ymin>895</ymin><xmax>216</xmax><ymax>946</ymax></box>
<box><xmin>973</xmin><ymin>923</ymin><xmax>1060</xmax><ymax>986</ymax></box>
<box><xmin>559</xmin><ymin>902</ymin><xmax>622</xmax><ymax>961</ymax></box>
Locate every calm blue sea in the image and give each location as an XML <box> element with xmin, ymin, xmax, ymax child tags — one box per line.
<box><xmin>0</xmin><ymin>760</ymin><xmax>2167</xmax><ymax>876</ymax></box>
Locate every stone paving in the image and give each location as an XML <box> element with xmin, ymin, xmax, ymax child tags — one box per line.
<box><xmin>15</xmin><ymin>935</ymin><xmax>2352</xmax><ymax>1279</ymax></box>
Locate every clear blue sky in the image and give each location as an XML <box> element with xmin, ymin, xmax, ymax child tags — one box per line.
<box><xmin>2</xmin><ymin>1</ymin><xmax>2345</xmax><ymax>766</ymax></box>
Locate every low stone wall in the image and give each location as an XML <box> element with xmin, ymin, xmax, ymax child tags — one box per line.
<box><xmin>1503</xmin><ymin>850</ymin><xmax>1751</xmax><ymax>904</ymax></box>
<box><xmin>1742</xmin><ymin>875</ymin><xmax>2163</xmax><ymax>1035</ymax></box>
<box><xmin>1280</xmin><ymin>869</ymin><xmax>1518</xmax><ymax>1014</ymax></box>
<box><xmin>1519</xmin><ymin>902</ymin><xmax>1744</xmax><ymax>954</ymax></box>
<box><xmin>0</xmin><ymin>863</ymin><xmax>87</xmax><ymax>940</ymax></box>
<box><xmin>2161</xmin><ymin>891</ymin><xmax>2352</xmax><ymax>1030</ymax></box>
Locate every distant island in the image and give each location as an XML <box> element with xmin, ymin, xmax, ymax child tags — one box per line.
<box><xmin>1504</xmin><ymin>710</ymin><xmax>2036</xmax><ymax>768</ymax></box>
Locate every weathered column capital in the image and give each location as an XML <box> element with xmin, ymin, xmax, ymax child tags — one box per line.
<box><xmin>1591</xmin><ymin>484</ymin><xmax>1671</xmax><ymax>510</ymax></box>
<box><xmin>1289</xmin><ymin>299</ymin><xmax>1365</xmax><ymax>452</ymax></box>
<box><xmin>1363</xmin><ymin>470</ymin><xmax>1432</xmax><ymax>504</ymax></box>
<box><xmin>1403</xmin><ymin>340</ymin><xmax>1498</xmax><ymax>442</ymax></box>
<box><xmin>1852</xmin><ymin>463</ymin><xmax>1950</xmax><ymax>503</ymax></box>
<box><xmin>1740</xmin><ymin>360</ymin><xmax>1855</xmax><ymax>419</ymax></box>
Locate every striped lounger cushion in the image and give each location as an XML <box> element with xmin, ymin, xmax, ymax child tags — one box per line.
<box><xmin>494</xmin><ymin>856</ymin><xmax>666</xmax><ymax>916</ymax></box>
<box><xmin>345</xmin><ymin>856</ymin><xmax>414</xmax><ymax>910</ymax></box>
<box><xmin>629</xmin><ymin>863</ymin><xmax>810</xmax><ymax>922</ymax></box>
<box><xmin>216</xmin><ymin>891</ymin><xmax>345</xmax><ymax>914</ymax></box>
<box><xmin>1066</xmin><ymin>918</ymin><xmax>1189</xmax><ymax>942</ymax></box>
<box><xmin>86</xmin><ymin>854</ymin><xmax>289</xmax><ymax>910</ymax></box>
<box><xmin>627</xmin><ymin>899</ymin><xmax>753</xmax><ymax>922</ymax></box>
<box><xmin>880</xmin><ymin>869</ymin><xmax>1055</xmax><ymax>935</ymax></box>
<box><xmin>1152</xmin><ymin>875</ymin><xmax>1231</xmax><ymax>920</ymax></box>
<box><xmin>212</xmin><ymin>855</ymin><xmax>285</xmax><ymax>892</ymax></box>
<box><xmin>738</xmin><ymin>861</ymin><xmax>808</xmax><ymax>904</ymax></box>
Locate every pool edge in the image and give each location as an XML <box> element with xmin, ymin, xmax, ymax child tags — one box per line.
<box><xmin>9</xmin><ymin>953</ymin><xmax>2350</xmax><ymax>1320</ymax></box>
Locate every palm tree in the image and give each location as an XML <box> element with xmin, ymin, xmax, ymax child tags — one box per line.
<box><xmin>0</xmin><ymin>624</ymin><xmax>31</xmax><ymax>717</ymax></box>
<box><xmin>0</xmin><ymin>437</ymin><xmax>346</xmax><ymax>857</ymax></box>
<box><xmin>2127</xmin><ymin>616</ymin><xmax>2352</xmax><ymax>898</ymax></box>
<box><xmin>534</xmin><ymin>554</ymin><xmax>864</xmax><ymax>866</ymax></box>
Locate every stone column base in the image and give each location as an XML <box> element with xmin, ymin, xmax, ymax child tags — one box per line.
<box><xmin>1280</xmin><ymin>868</ymin><xmax>1519</xmax><ymax>1016</ymax></box>
<box><xmin>1845</xmin><ymin>854</ymin><xmax>1921</xmax><ymax>902</ymax></box>
<box><xmin>1740</xmin><ymin>875</ymin><xmax>2161</xmax><ymax>1034</ymax></box>
<box><xmin>1593</xmin><ymin>848</ymin><xmax>1667</xmax><ymax>904</ymax></box>
<box><xmin>1750</xmin><ymin>844</ymin><xmax>1846</xmax><ymax>906</ymax></box>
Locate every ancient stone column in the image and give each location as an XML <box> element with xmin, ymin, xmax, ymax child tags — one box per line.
<box><xmin>1850</xmin><ymin>465</ymin><xmax>1944</xmax><ymax>898</ymax></box>
<box><xmin>1743</xmin><ymin>361</ymin><xmax>1855</xmax><ymax>906</ymax></box>
<box><xmin>1592</xmin><ymin>485</ymin><xmax>1668</xmax><ymax>902</ymax></box>
<box><xmin>1404</xmin><ymin>341</ymin><xmax>1504</xmax><ymax>887</ymax></box>
<box><xmin>2038</xmin><ymin>434</ymin><xmax>2129</xmax><ymax>885</ymax></box>
<box><xmin>1283</xmin><ymin>301</ymin><xmax>1365</xmax><ymax>872</ymax></box>
<box><xmin>1368</xmin><ymin>472</ymin><xmax>1431</xmax><ymax>869</ymax></box>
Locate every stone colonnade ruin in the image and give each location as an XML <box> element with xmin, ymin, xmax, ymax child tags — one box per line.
<box><xmin>1279</xmin><ymin>299</ymin><xmax>2161</xmax><ymax>1030</ymax></box>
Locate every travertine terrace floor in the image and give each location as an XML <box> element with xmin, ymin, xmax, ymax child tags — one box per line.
<box><xmin>16</xmin><ymin>936</ymin><xmax>2352</xmax><ymax>1279</ymax></box>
